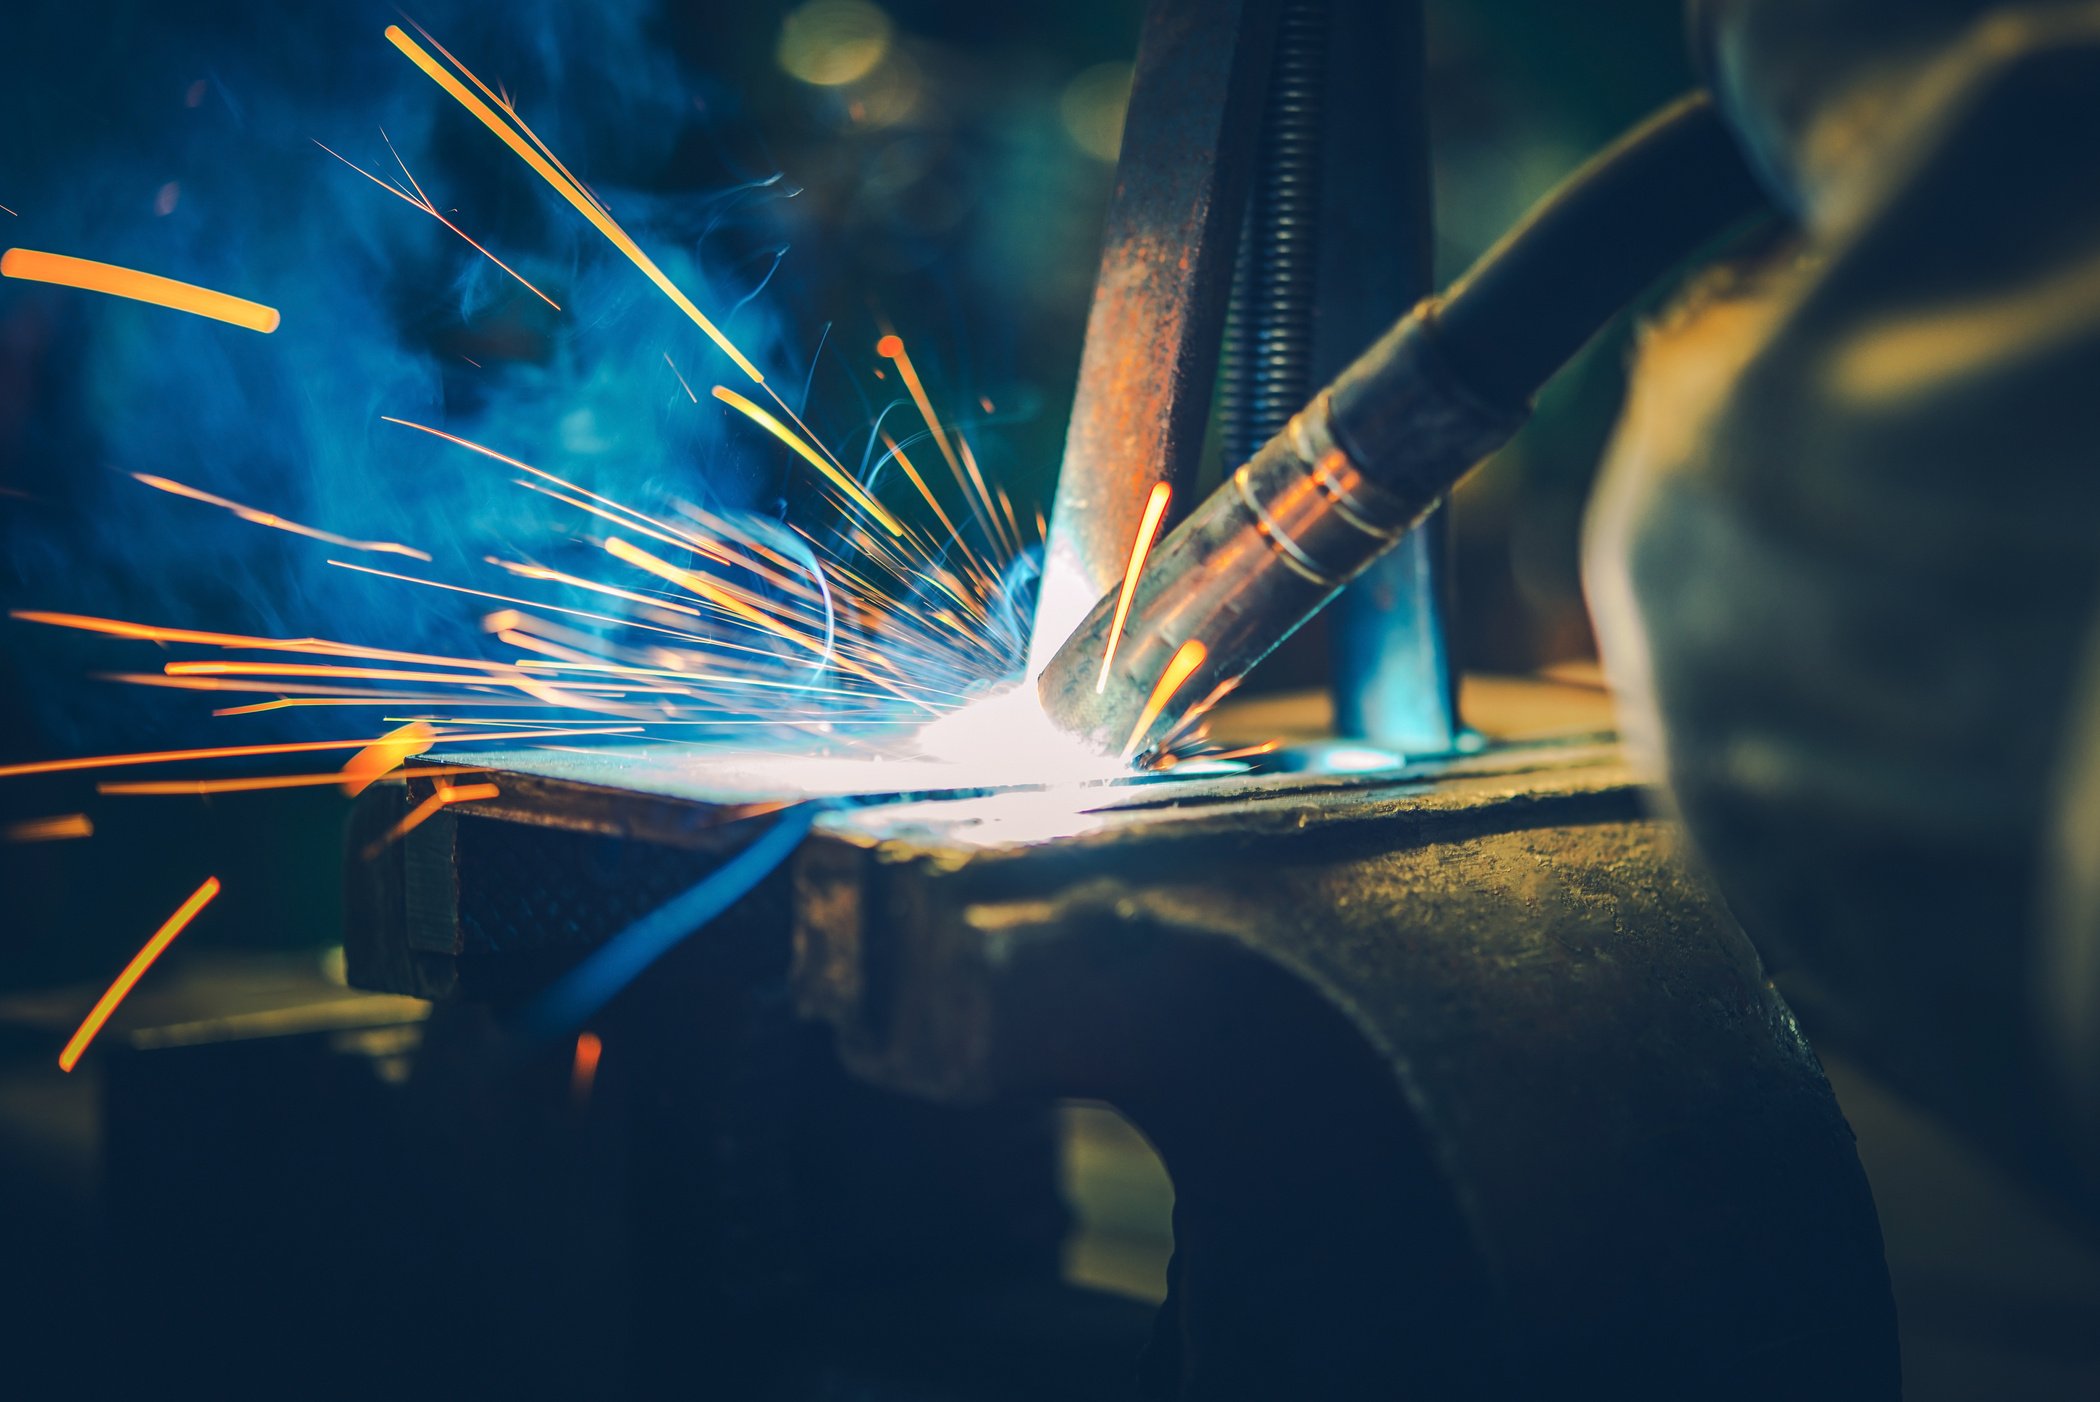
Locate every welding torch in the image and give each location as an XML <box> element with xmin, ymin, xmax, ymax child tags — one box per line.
<box><xmin>1038</xmin><ymin>91</ymin><xmax>1773</xmax><ymax>761</ymax></box>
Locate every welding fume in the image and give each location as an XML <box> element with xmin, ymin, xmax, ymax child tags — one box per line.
<box><xmin>5</xmin><ymin>0</ymin><xmax>2100</xmax><ymax>1398</ymax></box>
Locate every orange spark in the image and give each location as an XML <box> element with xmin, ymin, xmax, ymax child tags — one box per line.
<box><xmin>1203</xmin><ymin>740</ymin><xmax>1283</xmax><ymax>763</ymax></box>
<box><xmin>324</xmin><ymin>559</ymin><xmax>724</xmax><ymax>651</ymax></box>
<box><xmin>672</xmin><ymin>504</ymin><xmax>849</xmax><ymax>605</ymax></box>
<box><xmin>571</xmin><ymin>1031</ymin><xmax>603</xmax><ymax>1106</ymax></box>
<box><xmin>603</xmin><ymin>536</ymin><xmax>825</xmax><ymax>658</ymax></box>
<box><xmin>1159</xmin><ymin>675</ymin><xmax>1243</xmax><ymax>751</ymax></box>
<box><xmin>604</xmin><ymin>537</ymin><xmax>931</xmax><ymax>709</ymax></box>
<box><xmin>486</xmin><ymin>610</ymin><xmax>643</xmax><ymax>655</ymax></box>
<box><xmin>359</xmin><ymin>780</ymin><xmax>501</xmax><ymax>860</ymax></box>
<box><xmin>381</xmin><ymin>416</ymin><xmax>824</xmax><ymax>591</ymax></box>
<box><xmin>98</xmin><ymin>673</ymin><xmax>502</xmax><ymax>705</ymax></box>
<box><xmin>1123</xmin><ymin>639</ymin><xmax>1210</xmax><ymax>761</ymax></box>
<box><xmin>393</xmin><ymin>20</ymin><xmax>854</xmax><ymax>524</ymax></box>
<box><xmin>312</xmin><ymin>138</ymin><xmax>559</xmax><ymax>310</ymax></box>
<box><xmin>664</xmin><ymin>352</ymin><xmax>699</xmax><ymax>403</ymax></box>
<box><xmin>4</xmin><ymin>813</ymin><xmax>93</xmax><ymax>842</ymax></box>
<box><xmin>0</xmin><ymin>727</ymin><xmax>637</xmax><ymax>781</ymax></box>
<box><xmin>960</xmin><ymin>435</ymin><xmax>1020</xmax><ymax>556</ymax></box>
<box><xmin>98</xmin><ymin>765</ymin><xmax>491</xmax><ymax>797</ymax></box>
<box><xmin>1098</xmin><ymin>482</ymin><xmax>1171</xmax><ymax>695</ymax></box>
<box><xmin>132</xmin><ymin>473</ymin><xmax>431</xmax><ymax>560</ymax></box>
<box><xmin>712</xmin><ymin>385</ymin><xmax>904</xmax><ymax>536</ymax></box>
<box><xmin>2</xmin><ymin>249</ymin><xmax>278</xmax><ymax>333</ymax></box>
<box><xmin>506</xmin><ymin>482</ymin><xmax>819</xmax><ymax>609</ymax></box>
<box><xmin>378</xmin><ymin>414</ymin><xmax>541</xmax><ymax>473</ymax></box>
<box><xmin>58</xmin><ymin>876</ymin><xmax>221</xmax><ymax>1072</ymax></box>
<box><xmin>211</xmin><ymin>697</ymin><xmax>489</xmax><ymax>716</ymax></box>
<box><xmin>875</xmin><ymin>334</ymin><xmax>997</xmax><ymax>540</ymax></box>
<box><xmin>994</xmin><ymin>480</ymin><xmax>1025</xmax><ymax>547</ymax></box>
<box><xmin>384</xmin><ymin>25</ymin><xmax>759</xmax><ymax>380</ymax></box>
<box><xmin>880</xmin><ymin>433</ymin><xmax>969</xmax><ymax>560</ymax></box>
<box><xmin>15</xmin><ymin>608</ymin><xmax>530</xmax><ymax>672</ymax></box>
<box><xmin>163</xmin><ymin>661</ymin><xmax>524</xmax><ymax>685</ymax></box>
<box><xmin>337</xmin><ymin>721</ymin><xmax>437</xmax><ymax>795</ymax></box>
<box><xmin>396</xmin><ymin>17</ymin><xmax>613</xmax><ymax>220</ymax></box>
<box><xmin>494</xmin><ymin>629</ymin><xmax>606</xmax><ymax>666</ymax></box>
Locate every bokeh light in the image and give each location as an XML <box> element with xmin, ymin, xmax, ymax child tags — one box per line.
<box><xmin>1058</xmin><ymin>61</ymin><xmax>1132</xmax><ymax>163</ymax></box>
<box><xmin>777</xmin><ymin>0</ymin><xmax>893</xmax><ymax>88</ymax></box>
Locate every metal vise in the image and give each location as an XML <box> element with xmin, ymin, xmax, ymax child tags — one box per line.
<box><xmin>343</xmin><ymin>725</ymin><xmax>1897</xmax><ymax>1397</ymax></box>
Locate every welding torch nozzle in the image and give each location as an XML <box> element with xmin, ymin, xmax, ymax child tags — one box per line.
<box><xmin>1038</xmin><ymin>305</ymin><xmax>1521</xmax><ymax>760</ymax></box>
<box><xmin>1038</xmin><ymin>91</ymin><xmax>1773</xmax><ymax>761</ymax></box>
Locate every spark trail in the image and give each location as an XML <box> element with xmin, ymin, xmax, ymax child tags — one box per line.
<box><xmin>59</xmin><ymin>877</ymin><xmax>221</xmax><ymax>1072</ymax></box>
<box><xmin>1098</xmin><ymin>483</ymin><xmax>1170</xmax><ymax>694</ymax></box>
<box><xmin>132</xmin><ymin>473</ymin><xmax>431</xmax><ymax>560</ymax></box>
<box><xmin>2</xmin><ymin>249</ymin><xmax>278</xmax><ymax>332</ymax></box>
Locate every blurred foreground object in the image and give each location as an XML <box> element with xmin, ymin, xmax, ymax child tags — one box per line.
<box><xmin>1589</xmin><ymin>0</ymin><xmax>2100</xmax><ymax>1224</ymax></box>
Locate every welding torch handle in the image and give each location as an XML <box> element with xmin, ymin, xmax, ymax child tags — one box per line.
<box><xmin>1039</xmin><ymin>92</ymin><xmax>1774</xmax><ymax>759</ymax></box>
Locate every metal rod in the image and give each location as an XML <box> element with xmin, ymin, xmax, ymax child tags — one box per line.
<box><xmin>1028</xmin><ymin>0</ymin><xmax>1284</xmax><ymax>673</ymax></box>
<box><xmin>1320</xmin><ymin>0</ymin><xmax>1458</xmax><ymax>752</ymax></box>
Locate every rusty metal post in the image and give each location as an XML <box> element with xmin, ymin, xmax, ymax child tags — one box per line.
<box><xmin>1029</xmin><ymin>0</ymin><xmax>1283</xmax><ymax>671</ymax></box>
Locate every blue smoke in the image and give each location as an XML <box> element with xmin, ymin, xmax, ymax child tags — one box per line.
<box><xmin>0</xmin><ymin>0</ymin><xmax>829</xmax><ymax>749</ymax></box>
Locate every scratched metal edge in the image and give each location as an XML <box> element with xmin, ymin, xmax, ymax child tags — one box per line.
<box><xmin>403</xmin><ymin>756</ymin><xmax>823</xmax><ymax>851</ymax></box>
<box><xmin>424</xmin><ymin>746</ymin><xmax>1031</xmax><ymax>838</ymax></box>
<box><xmin>790</xmin><ymin>734</ymin><xmax>1651</xmax><ymax>1099</ymax></box>
<box><xmin>412</xmin><ymin>734</ymin><xmax>1630</xmax><ymax>868</ymax></box>
<box><xmin>416</xmin><ymin>728</ymin><xmax>1612</xmax><ymax>835</ymax></box>
<box><xmin>807</xmin><ymin>733</ymin><xmax>1630</xmax><ymax>854</ymax></box>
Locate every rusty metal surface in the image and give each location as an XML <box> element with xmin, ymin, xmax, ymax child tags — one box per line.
<box><xmin>792</xmin><ymin>739</ymin><xmax>1899</xmax><ymax>1398</ymax></box>
<box><xmin>1030</xmin><ymin>0</ymin><xmax>1282</xmax><ymax>667</ymax></box>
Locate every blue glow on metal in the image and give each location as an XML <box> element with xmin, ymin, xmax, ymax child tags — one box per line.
<box><xmin>519</xmin><ymin>801</ymin><xmax>819</xmax><ymax>1039</ymax></box>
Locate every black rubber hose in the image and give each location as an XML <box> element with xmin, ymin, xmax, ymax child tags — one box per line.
<box><xmin>1430</xmin><ymin>90</ymin><xmax>1771</xmax><ymax>413</ymax></box>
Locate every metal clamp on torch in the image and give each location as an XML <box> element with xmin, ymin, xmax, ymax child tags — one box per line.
<box><xmin>1038</xmin><ymin>91</ymin><xmax>1774</xmax><ymax>761</ymax></box>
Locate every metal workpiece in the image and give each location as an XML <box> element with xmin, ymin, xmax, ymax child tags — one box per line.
<box><xmin>791</xmin><ymin>739</ymin><xmax>1898</xmax><ymax>1398</ymax></box>
<box><xmin>1039</xmin><ymin>306</ymin><xmax>1524</xmax><ymax>760</ymax></box>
